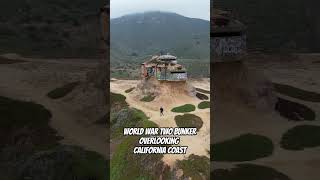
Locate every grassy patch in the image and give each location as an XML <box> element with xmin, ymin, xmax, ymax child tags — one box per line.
<box><xmin>171</xmin><ymin>104</ymin><xmax>196</xmax><ymax>113</ymax></box>
<box><xmin>0</xmin><ymin>96</ymin><xmax>107</xmax><ymax>180</ymax></box>
<box><xmin>111</xmin><ymin>92</ymin><xmax>126</xmax><ymax>104</ymax></box>
<box><xmin>281</xmin><ymin>125</ymin><xmax>320</xmax><ymax>150</ymax></box>
<box><xmin>273</xmin><ymin>83</ymin><xmax>320</xmax><ymax>102</ymax></box>
<box><xmin>212</xmin><ymin>164</ymin><xmax>291</xmax><ymax>180</ymax></box>
<box><xmin>140</xmin><ymin>94</ymin><xmax>155</xmax><ymax>102</ymax></box>
<box><xmin>111</xmin><ymin>108</ymin><xmax>150</xmax><ymax>138</ymax></box>
<box><xmin>0</xmin><ymin>96</ymin><xmax>60</xmax><ymax>150</ymax></box>
<box><xmin>175</xmin><ymin>114</ymin><xmax>203</xmax><ymax>130</ymax></box>
<box><xmin>195</xmin><ymin>88</ymin><xmax>210</xmax><ymax>94</ymax></box>
<box><xmin>71</xmin><ymin>147</ymin><xmax>108</xmax><ymax>180</ymax></box>
<box><xmin>125</xmin><ymin>87</ymin><xmax>135</xmax><ymax>93</ymax></box>
<box><xmin>110</xmin><ymin>109</ymin><xmax>165</xmax><ymax>180</ymax></box>
<box><xmin>176</xmin><ymin>154</ymin><xmax>210</xmax><ymax>180</ymax></box>
<box><xmin>110</xmin><ymin>92</ymin><xmax>128</xmax><ymax>110</ymax></box>
<box><xmin>275</xmin><ymin>97</ymin><xmax>315</xmax><ymax>121</ymax></box>
<box><xmin>196</xmin><ymin>92</ymin><xmax>209</xmax><ymax>100</ymax></box>
<box><xmin>212</xmin><ymin>134</ymin><xmax>274</xmax><ymax>162</ymax></box>
<box><xmin>198</xmin><ymin>101</ymin><xmax>210</xmax><ymax>109</ymax></box>
<box><xmin>47</xmin><ymin>81</ymin><xmax>80</xmax><ymax>99</ymax></box>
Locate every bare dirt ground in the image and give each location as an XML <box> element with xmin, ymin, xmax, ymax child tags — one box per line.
<box><xmin>213</xmin><ymin>53</ymin><xmax>320</xmax><ymax>180</ymax></box>
<box><xmin>0</xmin><ymin>54</ymin><xmax>107</xmax><ymax>157</ymax></box>
<box><xmin>110</xmin><ymin>78</ymin><xmax>210</xmax><ymax>166</ymax></box>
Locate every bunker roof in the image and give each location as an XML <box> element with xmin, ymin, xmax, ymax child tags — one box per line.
<box><xmin>159</xmin><ymin>54</ymin><xmax>177</xmax><ymax>61</ymax></box>
<box><xmin>212</xmin><ymin>9</ymin><xmax>246</xmax><ymax>34</ymax></box>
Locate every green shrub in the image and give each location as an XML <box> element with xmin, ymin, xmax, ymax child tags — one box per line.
<box><xmin>281</xmin><ymin>125</ymin><xmax>320</xmax><ymax>150</ymax></box>
<box><xmin>140</xmin><ymin>94</ymin><xmax>155</xmax><ymax>102</ymax></box>
<box><xmin>47</xmin><ymin>81</ymin><xmax>80</xmax><ymax>99</ymax></box>
<box><xmin>0</xmin><ymin>96</ymin><xmax>51</xmax><ymax>129</ymax></box>
<box><xmin>196</xmin><ymin>93</ymin><xmax>209</xmax><ymax>100</ymax></box>
<box><xmin>111</xmin><ymin>92</ymin><xmax>126</xmax><ymax>103</ymax></box>
<box><xmin>110</xmin><ymin>92</ymin><xmax>128</xmax><ymax>109</ymax></box>
<box><xmin>275</xmin><ymin>97</ymin><xmax>315</xmax><ymax>121</ymax></box>
<box><xmin>175</xmin><ymin>114</ymin><xmax>203</xmax><ymax>130</ymax></box>
<box><xmin>198</xmin><ymin>101</ymin><xmax>210</xmax><ymax>109</ymax></box>
<box><xmin>212</xmin><ymin>164</ymin><xmax>290</xmax><ymax>180</ymax></box>
<box><xmin>171</xmin><ymin>104</ymin><xmax>196</xmax><ymax>113</ymax></box>
<box><xmin>111</xmin><ymin>109</ymin><xmax>162</xmax><ymax>180</ymax></box>
<box><xmin>177</xmin><ymin>154</ymin><xmax>210</xmax><ymax>180</ymax></box>
<box><xmin>110</xmin><ymin>108</ymin><xmax>149</xmax><ymax>138</ymax></box>
<box><xmin>71</xmin><ymin>147</ymin><xmax>108</xmax><ymax>180</ymax></box>
<box><xmin>0</xmin><ymin>96</ymin><xmax>59</xmax><ymax>149</ymax></box>
<box><xmin>125</xmin><ymin>87</ymin><xmax>135</xmax><ymax>93</ymax></box>
<box><xmin>212</xmin><ymin>134</ymin><xmax>274</xmax><ymax>162</ymax></box>
<box><xmin>273</xmin><ymin>83</ymin><xmax>320</xmax><ymax>102</ymax></box>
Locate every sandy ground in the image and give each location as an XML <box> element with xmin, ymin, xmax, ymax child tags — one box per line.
<box><xmin>110</xmin><ymin>78</ymin><xmax>210</xmax><ymax>166</ymax></box>
<box><xmin>213</xmin><ymin>54</ymin><xmax>320</xmax><ymax>180</ymax></box>
<box><xmin>0</xmin><ymin>54</ymin><xmax>107</xmax><ymax>157</ymax></box>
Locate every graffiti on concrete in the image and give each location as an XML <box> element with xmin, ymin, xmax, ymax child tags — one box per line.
<box><xmin>212</xmin><ymin>35</ymin><xmax>246</xmax><ymax>56</ymax></box>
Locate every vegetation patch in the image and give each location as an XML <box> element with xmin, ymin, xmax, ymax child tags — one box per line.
<box><xmin>176</xmin><ymin>154</ymin><xmax>210</xmax><ymax>180</ymax></box>
<box><xmin>0</xmin><ymin>0</ymin><xmax>104</xmax><ymax>58</ymax></box>
<box><xmin>211</xmin><ymin>134</ymin><xmax>274</xmax><ymax>162</ymax></box>
<box><xmin>70</xmin><ymin>147</ymin><xmax>108</xmax><ymax>180</ymax></box>
<box><xmin>275</xmin><ymin>97</ymin><xmax>315</xmax><ymax>121</ymax></box>
<box><xmin>195</xmin><ymin>88</ymin><xmax>210</xmax><ymax>94</ymax></box>
<box><xmin>196</xmin><ymin>92</ymin><xmax>209</xmax><ymax>100</ymax></box>
<box><xmin>110</xmin><ymin>92</ymin><xmax>128</xmax><ymax>110</ymax></box>
<box><xmin>125</xmin><ymin>87</ymin><xmax>135</xmax><ymax>93</ymax></box>
<box><xmin>198</xmin><ymin>101</ymin><xmax>210</xmax><ymax>109</ymax></box>
<box><xmin>281</xmin><ymin>125</ymin><xmax>320</xmax><ymax>150</ymax></box>
<box><xmin>110</xmin><ymin>109</ymin><xmax>169</xmax><ymax>179</ymax></box>
<box><xmin>47</xmin><ymin>81</ymin><xmax>80</xmax><ymax>99</ymax></box>
<box><xmin>111</xmin><ymin>108</ymin><xmax>150</xmax><ymax>138</ymax></box>
<box><xmin>0</xmin><ymin>97</ymin><xmax>107</xmax><ymax>180</ymax></box>
<box><xmin>175</xmin><ymin>114</ymin><xmax>203</xmax><ymax>130</ymax></box>
<box><xmin>212</xmin><ymin>164</ymin><xmax>291</xmax><ymax>180</ymax></box>
<box><xmin>140</xmin><ymin>94</ymin><xmax>155</xmax><ymax>102</ymax></box>
<box><xmin>273</xmin><ymin>83</ymin><xmax>320</xmax><ymax>102</ymax></box>
<box><xmin>171</xmin><ymin>104</ymin><xmax>196</xmax><ymax>113</ymax></box>
<box><xmin>0</xmin><ymin>96</ymin><xmax>61</xmax><ymax>149</ymax></box>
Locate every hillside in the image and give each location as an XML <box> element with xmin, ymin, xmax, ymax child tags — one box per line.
<box><xmin>213</xmin><ymin>0</ymin><xmax>320</xmax><ymax>52</ymax></box>
<box><xmin>110</xmin><ymin>12</ymin><xmax>210</xmax><ymax>78</ymax></box>
<box><xmin>0</xmin><ymin>0</ymin><xmax>105</xmax><ymax>58</ymax></box>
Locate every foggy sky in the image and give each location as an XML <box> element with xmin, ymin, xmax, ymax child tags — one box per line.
<box><xmin>110</xmin><ymin>0</ymin><xmax>210</xmax><ymax>20</ymax></box>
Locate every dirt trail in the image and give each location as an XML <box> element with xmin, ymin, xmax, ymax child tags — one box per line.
<box><xmin>110</xmin><ymin>79</ymin><xmax>210</xmax><ymax>166</ymax></box>
<box><xmin>0</xmin><ymin>58</ymin><xmax>107</xmax><ymax>157</ymax></box>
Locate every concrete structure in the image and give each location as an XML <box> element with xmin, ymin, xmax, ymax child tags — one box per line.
<box><xmin>211</xmin><ymin>9</ymin><xmax>246</xmax><ymax>62</ymax></box>
<box><xmin>141</xmin><ymin>54</ymin><xmax>187</xmax><ymax>81</ymax></box>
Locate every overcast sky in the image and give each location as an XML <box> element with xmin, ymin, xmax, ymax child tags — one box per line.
<box><xmin>110</xmin><ymin>0</ymin><xmax>210</xmax><ymax>21</ymax></box>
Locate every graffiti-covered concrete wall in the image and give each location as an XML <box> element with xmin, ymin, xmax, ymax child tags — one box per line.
<box><xmin>212</xmin><ymin>34</ymin><xmax>246</xmax><ymax>57</ymax></box>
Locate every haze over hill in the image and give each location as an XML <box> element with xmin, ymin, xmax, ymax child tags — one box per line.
<box><xmin>111</xmin><ymin>11</ymin><xmax>210</xmax><ymax>66</ymax></box>
<box><xmin>110</xmin><ymin>11</ymin><xmax>210</xmax><ymax>79</ymax></box>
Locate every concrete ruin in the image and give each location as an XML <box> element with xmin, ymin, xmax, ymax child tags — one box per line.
<box><xmin>212</xmin><ymin>9</ymin><xmax>276</xmax><ymax>110</ymax></box>
<box><xmin>211</xmin><ymin>9</ymin><xmax>247</xmax><ymax>62</ymax></box>
<box><xmin>141</xmin><ymin>54</ymin><xmax>188</xmax><ymax>81</ymax></box>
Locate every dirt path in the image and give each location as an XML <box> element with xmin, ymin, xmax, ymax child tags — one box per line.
<box><xmin>111</xmin><ymin>79</ymin><xmax>210</xmax><ymax>166</ymax></box>
<box><xmin>0</xmin><ymin>59</ymin><xmax>107</xmax><ymax>157</ymax></box>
